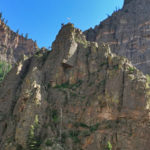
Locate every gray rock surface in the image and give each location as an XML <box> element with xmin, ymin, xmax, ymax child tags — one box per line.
<box><xmin>84</xmin><ymin>0</ymin><xmax>150</xmax><ymax>74</ymax></box>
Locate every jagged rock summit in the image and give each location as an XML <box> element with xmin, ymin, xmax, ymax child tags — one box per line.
<box><xmin>84</xmin><ymin>0</ymin><xmax>150</xmax><ymax>74</ymax></box>
<box><xmin>0</xmin><ymin>19</ymin><xmax>38</xmax><ymax>64</ymax></box>
<box><xmin>0</xmin><ymin>23</ymin><xmax>150</xmax><ymax>150</ymax></box>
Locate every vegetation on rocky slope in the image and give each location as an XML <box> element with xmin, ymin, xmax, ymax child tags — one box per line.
<box><xmin>0</xmin><ymin>61</ymin><xmax>11</xmax><ymax>82</ymax></box>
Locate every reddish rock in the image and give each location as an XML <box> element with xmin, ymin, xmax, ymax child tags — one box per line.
<box><xmin>0</xmin><ymin>19</ymin><xmax>38</xmax><ymax>64</ymax></box>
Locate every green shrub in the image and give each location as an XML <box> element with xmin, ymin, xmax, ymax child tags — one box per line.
<box><xmin>146</xmin><ymin>74</ymin><xmax>150</xmax><ymax>84</ymax></box>
<box><xmin>69</xmin><ymin>130</ymin><xmax>80</xmax><ymax>143</ymax></box>
<box><xmin>107</xmin><ymin>141</ymin><xmax>112</xmax><ymax>150</ymax></box>
<box><xmin>61</xmin><ymin>132</ymin><xmax>67</xmax><ymax>143</ymax></box>
<box><xmin>27</xmin><ymin>125</ymin><xmax>41</xmax><ymax>150</ymax></box>
<box><xmin>73</xmin><ymin>122</ymin><xmax>89</xmax><ymax>128</ymax></box>
<box><xmin>89</xmin><ymin>123</ymin><xmax>100</xmax><ymax>132</ymax></box>
<box><xmin>69</xmin><ymin>130</ymin><xmax>80</xmax><ymax>137</ymax></box>
<box><xmin>100</xmin><ymin>62</ymin><xmax>108</xmax><ymax>67</ymax></box>
<box><xmin>54</xmin><ymin>82</ymin><xmax>71</xmax><ymax>89</ymax></box>
<box><xmin>70</xmin><ymin>92</ymin><xmax>78</xmax><ymax>97</ymax></box>
<box><xmin>45</xmin><ymin>139</ymin><xmax>53</xmax><ymax>147</ymax></box>
<box><xmin>0</xmin><ymin>61</ymin><xmax>11</xmax><ymax>82</ymax></box>
<box><xmin>6</xmin><ymin>136</ymin><xmax>14</xmax><ymax>144</ymax></box>
<box><xmin>51</xmin><ymin>109</ymin><xmax>59</xmax><ymax>123</ymax></box>
<box><xmin>27</xmin><ymin>115</ymin><xmax>41</xmax><ymax>150</ymax></box>
<box><xmin>54</xmin><ymin>80</ymin><xmax>82</xmax><ymax>89</ymax></box>
<box><xmin>113</xmin><ymin>64</ymin><xmax>119</xmax><ymax>70</ymax></box>
<box><xmin>79</xmin><ymin>123</ymin><xmax>89</xmax><ymax>128</ymax></box>
<box><xmin>128</xmin><ymin>66</ymin><xmax>135</xmax><ymax>74</ymax></box>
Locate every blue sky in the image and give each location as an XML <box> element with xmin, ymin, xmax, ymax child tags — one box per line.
<box><xmin>0</xmin><ymin>0</ymin><xmax>124</xmax><ymax>48</ymax></box>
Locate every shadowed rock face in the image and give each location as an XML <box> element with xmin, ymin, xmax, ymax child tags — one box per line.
<box><xmin>0</xmin><ymin>24</ymin><xmax>150</xmax><ymax>150</ymax></box>
<box><xmin>0</xmin><ymin>20</ymin><xmax>38</xmax><ymax>64</ymax></box>
<box><xmin>84</xmin><ymin>0</ymin><xmax>150</xmax><ymax>74</ymax></box>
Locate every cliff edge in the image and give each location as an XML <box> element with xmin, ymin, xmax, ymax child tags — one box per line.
<box><xmin>0</xmin><ymin>24</ymin><xmax>150</xmax><ymax>150</ymax></box>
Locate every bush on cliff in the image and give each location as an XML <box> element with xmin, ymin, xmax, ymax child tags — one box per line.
<box><xmin>0</xmin><ymin>61</ymin><xmax>11</xmax><ymax>82</ymax></box>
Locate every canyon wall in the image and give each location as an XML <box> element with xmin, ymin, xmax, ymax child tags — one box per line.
<box><xmin>84</xmin><ymin>0</ymin><xmax>150</xmax><ymax>74</ymax></box>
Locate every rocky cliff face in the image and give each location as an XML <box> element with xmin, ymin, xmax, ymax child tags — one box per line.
<box><xmin>84</xmin><ymin>0</ymin><xmax>150</xmax><ymax>74</ymax></box>
<box><xmin>0</xmin><ymin>19</ymin><xmax>38</xmax><ymax>64</ymax></box>
<box><xmin>0</xmin><ymin>23</ymin><xmax>150</xmax><ymax>150</ymax></box>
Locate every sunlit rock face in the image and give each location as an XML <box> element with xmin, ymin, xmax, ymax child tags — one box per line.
<box><xmin>0</xmin><ymin>19</ymin><xmax>38</xmax><ymax>64</ymax></box>
<box><xmin>0</xmin><ymin>23</ymin><xmax>150</xmax><ymax>150</ymax></box>
<box><xmin>84</xmin><ymin>0</ymin><xmax>150</xmax><ymax>74</ymax></box>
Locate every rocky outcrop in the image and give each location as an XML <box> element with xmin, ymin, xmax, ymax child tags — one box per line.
<box><xmin>84</xmin><ymin>0</ymin><xmax>150</xmax><ymax>74</ymax></box>
<box><xmin>0</xmin><ymin>19</ymin><xmax>38</xmax><ymax>64</ymax></box>
<box><xmin>0</xmin><ymin>23</ymin><xmax>150</xmax><ymax>150</ymax></box>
